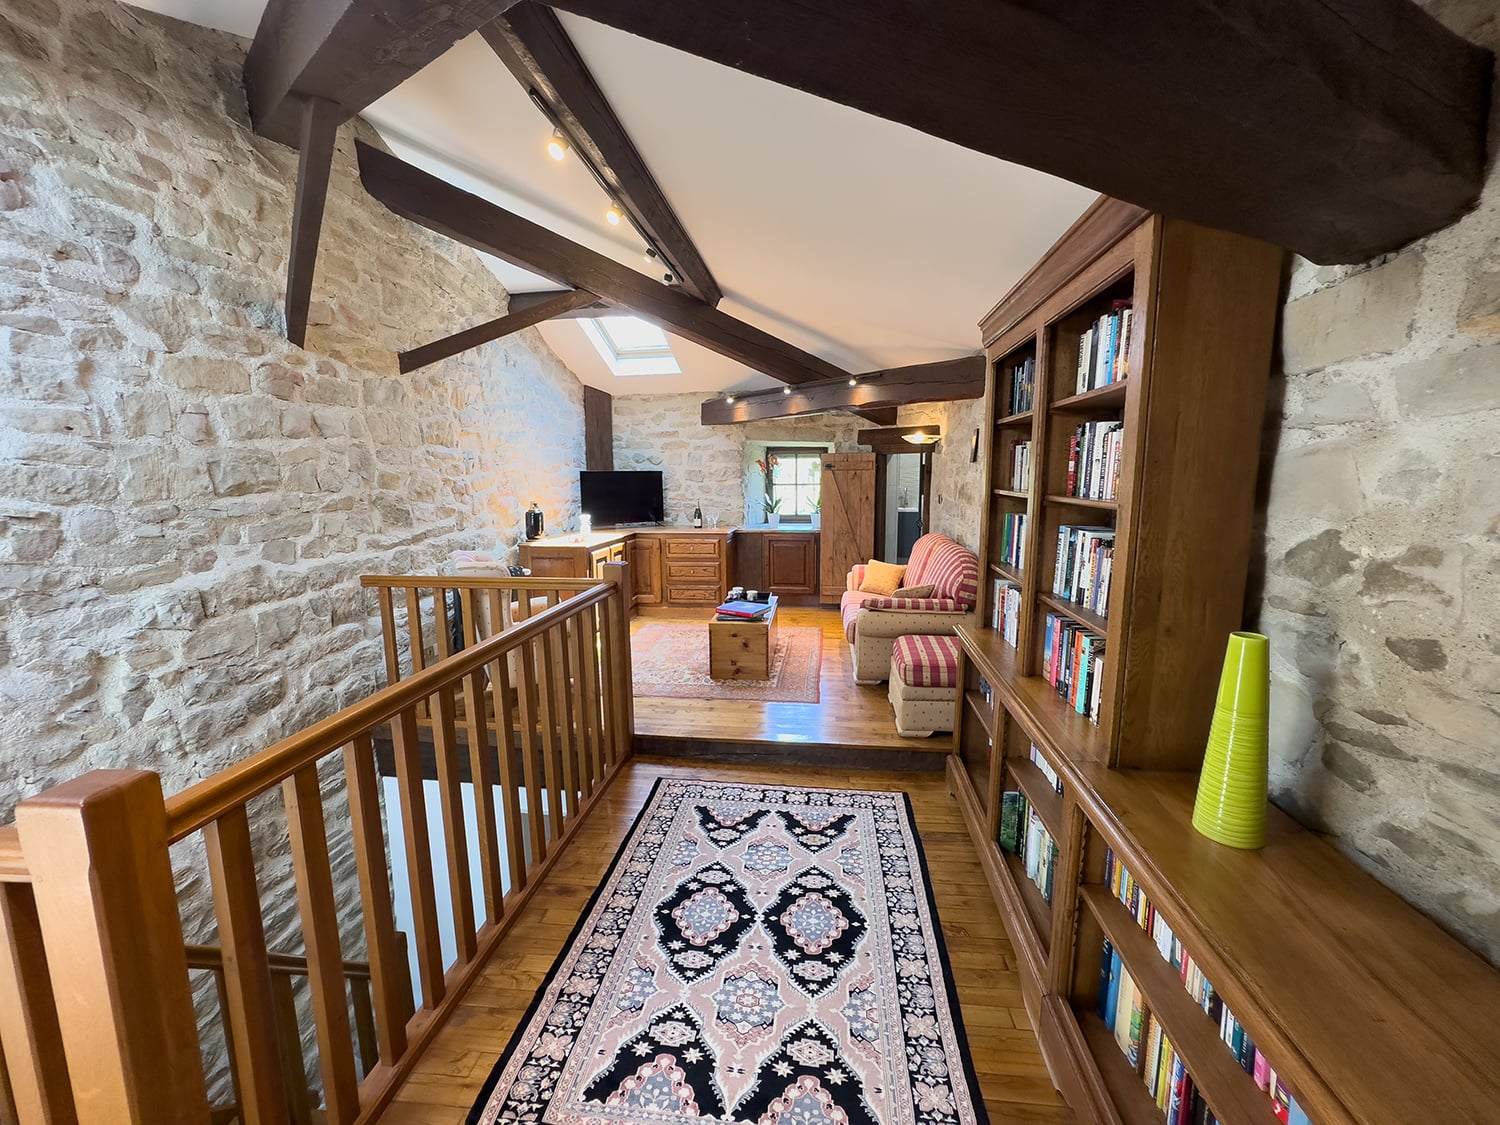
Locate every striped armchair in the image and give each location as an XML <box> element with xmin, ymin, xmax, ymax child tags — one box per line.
<box><xmin>840</xmin><ymin>533</ymin><xmax>980</xmax><ymax>683</ymax></box>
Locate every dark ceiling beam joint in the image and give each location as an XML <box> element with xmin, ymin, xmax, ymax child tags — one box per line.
<box><xmin>356</xmin><ymin>140</ymin><xmax>853</xmax><ymax>387</ymax></box>
<box><xmin>701</xmin><ymin>356</ymin><xmax>984</xmax><ymax>425</ymax></box>
<box><xmin>481</xmin><ymin>4</ymin><xmax>722</xmax><ymax>305</ymax></box>
<box><xmin>284</xmin><ymin>97</ymin><xmax>339</xmax><ymax>349</ymax></box>
<box><xmin>399</xmin><ymin>288</ymin><xmax>600</xmax><ymax>373</ymax></box>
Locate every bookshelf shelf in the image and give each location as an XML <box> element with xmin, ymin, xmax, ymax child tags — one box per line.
<box><xmin>1038</xmin><ymin>591</ymin><xmax>1108</xmax><ymax>636</ymax></box>
<box><xmin>997</xmin><ymin>409</ymin><xmax>1034</xmax><ymax>428</ymax></box>
<box><xmin>1076</xmin><ymin>1012</ymin><xmax>1167</xmax><ymax>1125</ymax></box>
<box><xmin>1081</xmin><ymin>886</ymin><xmax>1278</xmax><ymax>1125</ymax></box>
<box><xmin>994</xmin><ymin>488</ymin><xmax>1029</xmax><ymax>500</ymax></box>
<box><xmin>964</xmin><ymin>690</ymin><xmax>994</xmax><ymax>739</ymax></box>
<box><xmin>991</xmin><ymin>560</ymin><xmax>1023</xmax><ymax>583</ymax></box>
<box><xmin>1045</xmin><ymin>493</ymin><xmax>1118</xmax><ymax>512</ymax></box>
<box><xmin>1001</xmin><ymin>847</ymin><xmax>1053</xmax><ymax>953</ymax></box>
<box><xmin>1050</xmin><ymin>382</ymin><xmax>1129</xmax><ymax>413</ymax></box>
<box><xmin>1006</xmin><ymin>759</ymin><xmax>1063</xmax><ymax>842</ymax></box>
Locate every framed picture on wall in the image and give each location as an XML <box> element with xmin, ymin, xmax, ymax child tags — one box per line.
<box><xmin>970</xmin><ymin>428</ymin><xmax>980</xmax><ymax>463</ymax></box>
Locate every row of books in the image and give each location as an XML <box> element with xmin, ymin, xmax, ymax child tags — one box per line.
<box><xmin>1029</xmin><ymin>743</ymin><xmax>1063</xmax><ymax>794</ymax></box>
<box><xmin>999</xmin><ymin>791</ymin><xmax>1060</xmax><ymax>904</ymax></box>
<box><xmin>1066</xmin><ymin>420</ymin><xmax>1124</xmax><ymax>501</ymax></box>
<box><xmin>1053</xmin><ymin>525</ymin><xmax>1115</xmax><ymax>617</ymax></box>
<box><xmin>1104</xmin><ymin>852</ymin><xmax>1312</xmax><ymax>1125</ymax></box>
<box><xmin>991</xmin><ymin>580</ymin><xmax>1021</xmax><ymax>647</ymax></box>
<box><xmin>1042</xmin><ymin>613</ymin><xmax>1104</xmax><ymax>723</ymax></box>
<box><xmin>976</xmin><ymin>674</ymin><xmax>993</xmax><ymax>708</ymax></box>
<box><xmin>1005</xmin><ymin>354</ymin><xmax>1036</xmax><ymax>416</ymax></box>
<box><xmin>1076</xmin><ymin>299</ymin><xmax>1133</xmax><ymax>394</ymax></box>
<box><xmin>997</xmin><ymin>512</ymin><xmax>1027</xmax><ymax>571</ymax></box>
<box><xmin>1100</xmin><ymin>950</ymin><xmax>1206</xmax><ymax>1125</ymax></box>
<box><xmin>1008</xmin><ymin>439</ymin><xmax>1032</xmax><ymax>491</ymax></box>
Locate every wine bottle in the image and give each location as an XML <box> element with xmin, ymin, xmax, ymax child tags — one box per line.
<box><xmin>692</xmin><ymin>504</ymin><xmax>703</xmax><ymax>528</ymax></box>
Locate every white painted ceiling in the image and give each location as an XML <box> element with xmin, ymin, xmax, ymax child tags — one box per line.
<box><xmin>127</xmin><ymin>1</ymin><xmax>1099</xmax><ymax>396</ymax></box>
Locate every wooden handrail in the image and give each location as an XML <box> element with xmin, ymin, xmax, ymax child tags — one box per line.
<box><xmin>0</xmin><ymin>827</ymin><xmax>26</xmax><ymax>882</ymax></box>
<box><xmin>185</xmin><ymin>943</ymin><xmax>373</xmax><ymax>981</ymax></box>
<box><xmin>360</xmin><ymin>574</ymin><xmax>598</xmax><ymax>590</ymax></box>
<box><xmin>165</xmin><ymin>581</ymin><xmax>613</xmax><ymax>841</ymax></box>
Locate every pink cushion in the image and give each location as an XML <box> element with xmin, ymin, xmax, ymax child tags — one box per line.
<box><xmin>892</xmin><ymin>634</ymin><xmax>961</xmax><ymax>689</ymax></box>
<box><xmin>903</xmin><ymin>534</ymin><xmax>979</xmax><ymax>609</ymax></box>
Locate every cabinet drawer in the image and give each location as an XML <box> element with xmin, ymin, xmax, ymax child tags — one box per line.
<box><xmin>667</xmin><ymin>585</ymin><xmax>721</xmax><ymax>605</ymax></box>
<box><xmin>666</xmin><ymin>561</ymin><xmax>720</xmax><ymax>581</ymax></box>
<box><xmin>664</xmin><ymin>538</ymin><xmax>720</xmax><ymax>558</ymax></box>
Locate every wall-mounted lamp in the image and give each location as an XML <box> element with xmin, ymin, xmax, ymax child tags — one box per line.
<box><xmin>847</xmin><ymin>376</ymin><xmax>858</xmax><ymax>387</ymax></box>
<box><xmin>902</xmin><ymin>431</ymin><xmax>941</xmax><ymax>445</ymax></box>
<box><xmin>783</xmin><ymin>385</ymin><xmax>792</xmax><ymax>396</ymax></box>
<box><xmin>726</xmin><ymin>393</ymin><xmax>736</xmax><ymax>403</ymax></box>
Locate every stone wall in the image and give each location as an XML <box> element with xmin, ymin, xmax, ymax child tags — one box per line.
<box><xmin>1256</xmin><ymin>0</ymin><xmax>1500</xmax><ymax>966</ymax></box>
<box><xmin>898</xmin><ymin>398</ymin><xmax>986</xmax><ymax>550</ymax></box>
<box><xmin>611</xmin><ymin>393</ymin><xmax>863</xmax><ymax>526</ymax></box>
<box><xmin>0</xmin><ymin>0</ymin><xmax>585</xmax><ymax>1079</ymax></box>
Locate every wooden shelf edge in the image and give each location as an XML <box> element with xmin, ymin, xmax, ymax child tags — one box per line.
<box><xmin>990</xmin><ymin>560</ymin><xmax>1024</xmax><ymax>583</ymax></box>
<box><xmin>997</xmin><ymin>409</ymin><xmax>1035</xmax><ymax>427</ymax></box>
<box><xmin>947</xmin><ymin>756</ymin><xmax>1047</xmax><ymax>987</ymax></box>
<box><xmin>964</xmin><ymin>690</ymin><xmax>995</xmax><ymax>738</ymax></box>
<box><xmin>994</xmin><ymin>488</ymin><xmax>1029</xmax><ymax>500</ymax></box>
<box><xmin>1080</xmin><ymin>887</ymin><xmax>1279</xmax><ymax>1125</ymax></box>
<box><xmin>1050</xmin><ymin>381</ymin><xmax>1129</xmax><ymax>413</ymax></box>
<box><xmin>1006</xmin><ymin>757</ymin><xmax>1065</xmax><ymax>843</ymax></box>
<box><xmin>1045</xmin><ymin>494</ymin><xmax>1119</xmax><ymax>512</ymax></box>
<box><xmin>1038</xmin><ymin>591</ymin><xmax>1109</xmax><ymax>636</ymax></box>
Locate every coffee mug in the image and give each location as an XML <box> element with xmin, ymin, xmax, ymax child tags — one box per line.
<box><xmin>747</xmin><ymin>589</ymin><xmax>760</xmax><ymax>601</ymax></box>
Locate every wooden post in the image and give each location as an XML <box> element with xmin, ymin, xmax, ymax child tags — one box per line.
<box><xmin>0</xmin><ymin>882</ymin><xmax>78</xmax><ymax>1125</ymax></box>
<box><xmin>15</xmin><ymin>770</ymin><xmax>211</xmax><ymax>1124</ymax></box>
<box><xmin>598</xmin><ymin>561</ymin><xmax>635</xmax><ymax>764</ymax></box>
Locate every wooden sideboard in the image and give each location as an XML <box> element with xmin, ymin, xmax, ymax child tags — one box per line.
<box><xmin>733</xmin><ymin>528</ymin><xmax>820</xmax><ymax>603</ymax></box>
<box><xmin>520</xmin><ymin>527</ymin><xmax>734</xmax><ymax>610</ymax></box>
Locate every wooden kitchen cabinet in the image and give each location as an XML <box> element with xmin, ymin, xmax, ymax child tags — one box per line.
<box><xmin>627</xmin><ymin>536</ymin><xmax>662</xmax><ymax>605</ymax></box>
<box><xmin>732</xmin><ymin>530</ymin><xmax>820</xmax><ymax>601</ymax></box>
<box><xmin>521</xmin><ymin>529</ymin><xmax>732</xmax><ymax>610</ymax></box>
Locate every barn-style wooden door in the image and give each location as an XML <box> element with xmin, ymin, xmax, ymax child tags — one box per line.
<box><xmin>818</xmin><ymin>452</ymin><xmax>875</xmax><ymax>603</ymax></box>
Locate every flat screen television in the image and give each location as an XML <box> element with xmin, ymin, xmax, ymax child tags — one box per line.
<box><xmin>579</xmin><ymin>470</ymin><xmax>664</xmax><ymax>526</ymax></box>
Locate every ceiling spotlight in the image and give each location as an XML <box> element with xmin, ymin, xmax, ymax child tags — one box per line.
<box><xmin>726</xmin><ymin>393</ymin><xmax>736</xmax><ymax>403</ymax></box>
<box><xmin>662</xmin><ymin>272</ymin><xmax>675</xmax><ymax>284</ymax></box>
<box><xmin>848</xmin><ymin>376</ymin><xmax>858</xmax><ymax>387</ymax></box>
<box><xmin>546</xmin><ymin>129</ymin><xmax>570</xmax><ymax>161</ymax></box>
<box><xmin>783</xmin><ymin>385</ymin><xmax>792</xmax><ymax>396</ymax></box>
<box><xmin>903</xmin><ymin>431</ymin><xmax>941</xmax><ymax>445</ymax></box>
<box><xmin>605</xmin><ymin>201</ymin><xmax>624</xmax><ymax>226</ymax></box>
<box><xmin>644</xmin><ymin>248</ymin><xmax>659</xmax><ymax>264</ymax></box>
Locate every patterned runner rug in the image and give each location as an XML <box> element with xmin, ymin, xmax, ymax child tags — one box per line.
<box><xmin>469</xmin><ymin>779</ymin><xmax>986</xmax><ymax>1125</ymax></box>
<box><xmin>630</xmin><ymin>624</ymin><xmax>822</xmax><ymax>704</ymax></box>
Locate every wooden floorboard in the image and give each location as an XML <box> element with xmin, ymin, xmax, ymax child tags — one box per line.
<box><xmin>632</xmin><ymin>607</ymin><xmax>955</xmax><ymax>759</ymax></box>
<box><xmin>385</xmin><ymin>758</ymin><xmax>1070</xmax><ymax>1124</ymax></box>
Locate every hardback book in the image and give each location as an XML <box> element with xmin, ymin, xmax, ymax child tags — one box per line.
<box><xmin>714</xmin><ymin>600</ymin><xmax>772</xmax><ymax>618</ymax></box>
<box><xmin>998</xmin><ymin>791</ymin><xmax>1025</xmax><ymax>853</ymax></box>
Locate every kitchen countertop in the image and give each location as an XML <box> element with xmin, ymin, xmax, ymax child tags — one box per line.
<box><xmin>738</xmin><ymin>524</ymin><xmax>820</xmax><ymax>533</ymax></box>
<box><xmin>523</xmin><ymin>525</ymin><xmax>736</xmax><ymax>549</ymax></box>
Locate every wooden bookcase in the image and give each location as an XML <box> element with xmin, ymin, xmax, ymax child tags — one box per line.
<box><xmin>950</xmin><ymin>200</ymin><xmax>1500</xmax><ymax>1125</ymax></box>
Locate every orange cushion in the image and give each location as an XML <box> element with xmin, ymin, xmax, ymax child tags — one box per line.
<box><xmin>858</xmin><ymin>560</ymin><xmax>906</xmax><ymax>597</ymax></box>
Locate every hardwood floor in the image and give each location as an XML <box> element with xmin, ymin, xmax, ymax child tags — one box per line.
<box><xmin>632</xmin><ymin>607</ymin><xmax>954</xmax><ymax>763</ymax></box>
<box><xmin>383</xmin><ymin>758</ymin><xmax>1071</xmax><ymax>1125</ymax></box>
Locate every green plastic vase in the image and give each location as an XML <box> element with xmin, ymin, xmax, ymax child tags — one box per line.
<box><xmin>1191</xmin><ymin>631</ymin><xmax>1270</xmax><ymax>849</ymax></box>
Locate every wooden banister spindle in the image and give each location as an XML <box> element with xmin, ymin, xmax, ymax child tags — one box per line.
<box><xmin>536</xmin><ymin>611</ymin><xmax>566</xmax><ymax>841</ymax></box>
<box><xmin>433</xmin><ymin>586</ymin><xmax>453</xmax><ymax>660</ymax></box>
<box><xmin>342</xmin><ymin>733</ymin><xmax>410</xmax><ymax>1066</ymax></box>
<box><xmin>599</xmin><ymin>562</ymin><xmax>636</xmax><ymax>764</ymax></box>
<box><xmin>271</xmin><ymin>972</ymin><xmax>314</xmax><ymax>1125</ymax></box>
<box><xmin>204</xmin><ymin>807</ymin><xmax>288</xmax><ymax>1125</ymax></box>
<box><xmin>0</xmin><ymin>882</ymin><xmax>77</xmax><ymax>1125</ymax></box>
<box><xmin>459</xmin><ymin>589</ymin><xmax>503</xmax><ymax>924</ymax></box>
<box><xmin>404</xmin><ymin>588</ymin><xmax>428</xmax><ymax>720</ymax></box>
<box><xmin>390</xmin><ymin>706</ymin><xmax>444</xmax><ymax>1010</ymax></box>
<box><xmin>486</xmin><ymin>589</ymin><xmax>528</xmax><ymax>893</ymax></box>
<box><xmin>377</xmin><ymin>588</ymin><xmax>401</xmax><ymax>689</ymax></box>
<box><xmin>596</xmin><ymin>598</ymin><xmax>619</xmax><ymax>775</ymax></box>
<box><xmin>429</xmin><ymin>682</ymin><xmax>477</xmax><ymax>964</ymax></box>
<box><xmin>546</xmin><ymin>593</ymin><xmax>577</xmax><ymax>824</ymax></box>
<box><xmin>579</xmin><ymin>602</ymin><xmax>605</xmax><ymax>794</ymax></box>
<box><xmin>565</xmin><ymin>608</ymin><xmax>594</xmax><ymax>804</ymax></box>
<box><xmin>514</xmin><ymin>636</ymin><xmax>548</xmax><ymax>865</ymax></box>
<box><xmin>15</xmin><ymin>771</ymin><xmax>210</xmax><ymax>1124</ymax></box>
<box><xmin>282</xmin><ymin>766</ymin><xmax>360</xmax><ymax>1125</ymax></box>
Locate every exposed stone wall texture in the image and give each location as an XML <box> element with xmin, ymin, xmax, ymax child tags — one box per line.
<box><xmin>898</xmin><ymin>398</ymin><xmax>986</xmax><ymax>550</ymax></box>
<box><xmin>611</xmin><ymin>393</ymin><xmax>863</xmax><ymax>526</ymax></box>
<box><xmin>1255</xmin><ymin>0</ymin><xmax>1500</xmax><ymax>966</ymax></box>
<box><xmin>0</xmin><ymin>0</ymin><xmax>584</xmax><ymax>1087</ymax></box>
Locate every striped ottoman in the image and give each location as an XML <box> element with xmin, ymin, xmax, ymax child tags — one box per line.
<box><xmin>888</xmin><ymin>633</ymin><xmax>961</xmax><ymax>737</ymax></box>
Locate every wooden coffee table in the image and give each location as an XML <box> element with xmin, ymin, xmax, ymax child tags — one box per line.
<box><xmin>709</xmin><ymin>595</ymin><xmax>779</xmax><ymax>680</ymax></box>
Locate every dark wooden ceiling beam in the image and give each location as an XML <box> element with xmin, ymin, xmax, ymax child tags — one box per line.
<box><xmin>542</xmin><ymin>0</ymin><xmax>1491</xmax><ymax>264</ymax></box>
<box><xmin>702</xmin><ymin>356</ymin><xmax>984</xmax><ymax>425</ymax></box>
<box><xmin>356</xmin><ymin>140</ymin><xmax>854</xmax><ymax>386</ymax></box>
<box><xmin>507</xmin><ymin>290</ymin><xmax>616</xmax><ymax>318</ymax></box>
<box><xmin>244</xmin><ymin>0</ymin><xmax>523</xmax><ymax>147</ymax></box>
<box><xmin>399</xmin><ymin>288</ymin><xmax>599</xmax><ymax>373</ymax></box>
<box><xmin>283</xmin><ymin>99</ymin><xmax>339</xmax><ymax>349</ymax></box>
<box><xmin>481</xmin><ymin>4</ymin><xmax>722</xmax><ymax>305</ymax></box>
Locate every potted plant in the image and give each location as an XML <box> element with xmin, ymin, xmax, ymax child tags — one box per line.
<box><xmin>810</xmin><ymin>493</ymin><xmax>821</xmax><ymax>531</ymax></box>
<box><xmin>755</xmin><ymin>454</ymin><xmax>781</xmax><ymax>526</ymax></box>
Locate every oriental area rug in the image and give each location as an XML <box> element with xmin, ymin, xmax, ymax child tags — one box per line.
<box><xmin>630</xmin><ymin>624</ymin><xmax>822</xmax><ymax>704</ymax></box>
<box><xmin>468</xmin><ymin>779</ymin><xmax>986</xmax><ymax>1125</ymax></box>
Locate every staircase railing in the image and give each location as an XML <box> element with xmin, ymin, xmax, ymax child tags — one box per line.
<box><xmin>0</xmin><ymin>564</ymin><xmax>634</xmax><ymax>1125</ymax></box>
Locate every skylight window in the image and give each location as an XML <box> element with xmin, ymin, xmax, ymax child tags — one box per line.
<box><xmin>580</xmin><ymin>315</ymin><xmax>681</xmax><ymax>376</ymax></box>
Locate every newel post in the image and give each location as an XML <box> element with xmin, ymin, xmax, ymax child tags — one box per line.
<box><xmin>16</xmin><ymin>770</ymin><xmax>211</xmax><ymax>1124</ymax></box>
<box><xmin>597</xmin><ymin>561</ymin><xmax>636</xmax><ymax>763</ymax></box>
